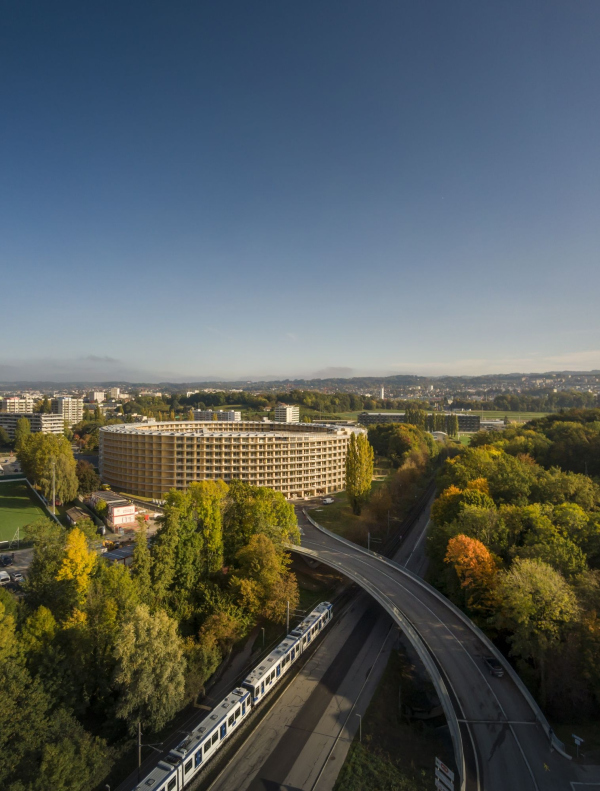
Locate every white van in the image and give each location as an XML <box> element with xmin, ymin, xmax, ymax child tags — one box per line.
<box><xmin>0</xmin><ymin>570</ymin><xmax>11</xmax><ymax>585</ymax></box>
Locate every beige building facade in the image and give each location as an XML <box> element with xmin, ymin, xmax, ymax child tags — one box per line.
<box><xmin>99</xmin><ymin>420</ymin><xmax>354</xmax><ymax>499</ymax></box>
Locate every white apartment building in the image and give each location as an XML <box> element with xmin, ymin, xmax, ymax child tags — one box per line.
<box><xmin>52</xmin><ymin>397</ymin><xmax>84</xmax><ymax>426</ymax></box>
<box><xmin>88</xmin><ymin>391</ymin><xmax>105</xmax><ymax>403</ymax></box>
<box><xmin>109</xmin><ymin>387</ymin><xmax>120</xmax><ymax>400</ymax></box>
<box><xmin>274</xmin><ymin>404</ymin><xmax>300</xmax><ymax>423</ymax></box>
<box><xmin>194</xmin><ymin>409</ymin><xmax>242</xmax><ymax>422</ymax></box>
<box><xmin>0</xmin><ymin>412</ymin><xmax>64</xmax><ymax>439</ymax></box>
<box><xmin>1</xmin><ymin>396</ymin><xmax>34</xmax><ymax>413</ymax></box>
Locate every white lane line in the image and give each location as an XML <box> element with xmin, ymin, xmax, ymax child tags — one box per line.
<box><xmin>403</xmin><ymin>517</ymin><xmax>431</xmax><ymax>569</ymax></box>
<box><xmin>315</xmin><ymin>544</ymin><xmax>540</xmax><ymax>791</ymax></box>
<box><xmin>302</xmin><ymin>542</ymin><xmax>481</xmax><ymax>791</ymax></box>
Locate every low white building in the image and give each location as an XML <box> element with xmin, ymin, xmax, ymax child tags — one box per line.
<box><xmin>194</xmin><ymin>409</ymin><xmax>241</xmax><ymax>422</ymax></box>
<box><xmin>0</xmin><ymin>412</ymin><xmax>64</xmax><ymax>438</ymax></box>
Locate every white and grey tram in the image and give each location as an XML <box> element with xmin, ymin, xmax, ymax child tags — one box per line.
<box><xmin>133</xmin><ymin>602</ymin><xmax>333</xmax><ymax>791</ymax></box>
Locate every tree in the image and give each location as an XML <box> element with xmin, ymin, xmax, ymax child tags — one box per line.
<box><xmin>345</xmin><ymin>432</ymin><xmax>374</xmax><ymax>515</ymax></box>
<box><xmin>113</xmin><ymin>604</ymin><xmax>185</xmax><ymax>733</ymax></box>
<box><xmin>23</xmin><ymin>518</ymin><xmax>68</xmax><ymax>613</ymax></box>
<box><xmin>445</xmin><ymin>534</ymin><xmax>498</xmax><ymax>615</ymax></box>
<box><xmin>75</xmin><ymin>460</ymin><xmax>100</xmax><ymax>495</ymax></box>
<box><xmin>223</xmin><ymin>481</ymin><xmax>299</xmax><ymax>561</ymax></box>
<box><xmin>230</xmin><ymin>533</ymin><xmax>299</xmax><ymax>623</ymax></box>
<box><xmin>56</xmin><ymin>528</ymin><xmax>97</xmax><ymax>609</ymax></box>
<box><xmin>446</xmin><ymin>414</ymin><xmax>459</xmax><ymax>437</ymax></box>
<box><xmin>132</xmin><ymin>521</ymin><xmax>153</xmax><ymax>601</ymax></box>
<box><xmin>95</xmin><ymin>498</ymin><xmax>108</xmax><ymax>517</ymax></box>
<box><xmin>496</xmin><ymin>558</ymin><xmax>579</xmax><ymax>705</ymax></box>
<box><xmin>18</xmin><ymin>432</ymin><xmax>78</xmax><ymax>504</ymax></box>
<box><xmin>14</xmin><ymin>415</ymin><xmax>31</xmax><ymax>451</ymax></box>
<box><xmin>188</xmin><ymin>480</ymin><xmax>227</xmax><ymax>573</ymax></box>
<box><xmin>0</xmin><ymin>426</ymin><xmax>10</xmax><ymax>448</ymax></box>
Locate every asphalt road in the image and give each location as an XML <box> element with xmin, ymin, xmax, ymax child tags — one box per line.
<box><xmin>296</xmin><ymin>512</ymin><xmax>600</xmax><ymax>791</ymax></box>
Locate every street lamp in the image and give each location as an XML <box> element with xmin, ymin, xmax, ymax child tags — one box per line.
<box><xmin>356</xmin><ymin>713</ymin><xmax>362</xmax><ymax>743</ymax></box>
<box><xmin>261</xmin><ymin>627</ymin><xmax>265</xmax><ymax>648</ymax></box>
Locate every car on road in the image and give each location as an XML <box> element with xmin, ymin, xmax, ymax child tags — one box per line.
<box><xmin>0</xmin><ymin>555</ymin><xmax>14</xmax><ymax>567</ymax></box>
<box><xmin>0</xmin><ymin>570</ymin><xmax>11</xmax><ymax>585</ymax></box>
<box><xmin>483</xmin><ymin>655</ymin><xmax>504</xmax><ymax>677</ymax></box>
<box><xmin>11</xmin><ymin>571</ymin><xmax>24</xmax><ymax>584</ymax></box>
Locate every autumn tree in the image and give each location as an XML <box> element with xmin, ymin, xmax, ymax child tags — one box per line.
<box><xmin>56</xmin><ymin>527</ymin><xmax>97</xmax><ymax>610</ymax></box>
<box><xmin>113</xmin><ymin>604</ymin><xmax>185</xmax><ymax>733</ymax></box>
<box><xmin>445</xmin><ymin>534</ymin><xmax>498</xmax><ymax>615</ymax></box>
<box><xmin>345</xmin><ymin>432</ymin><xmax>374</xmax><ymax>515</ymax></box>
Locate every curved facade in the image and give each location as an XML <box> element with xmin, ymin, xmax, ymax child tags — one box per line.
<box><xmin>99</xmin><ymin>420</ymin><xmax>354</xmax><ymax>498</ymax></box>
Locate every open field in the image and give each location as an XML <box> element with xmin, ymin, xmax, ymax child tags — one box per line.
<box><xmin>0</xmin><ymin>480</ymin><xmax>47</xmax><ymax>543</ymax></box>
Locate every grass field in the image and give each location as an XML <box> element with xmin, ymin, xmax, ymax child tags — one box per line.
<box><xmin>308</xmin><ymin>483</ymin><xmax>387</xmax><ymax>545</ymax></box>
<box><xmin>0</xmin><ymin>480</ymin><xmax>47</xmax><ymax>544</ymax></box>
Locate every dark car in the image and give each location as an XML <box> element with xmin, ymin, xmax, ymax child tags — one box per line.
<box><xmin>483</xmin><ymin>655</ymin><xmax>504</xmax><ymax>677</ymax></box>
<box><xmin>0</xmin><ymin>555</ymin><xmax>13</xmax><ymax>567</ymax></box>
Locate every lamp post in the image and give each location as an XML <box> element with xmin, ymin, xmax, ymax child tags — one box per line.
<box><xmin>356</xmin><ymin>713</ymin><xmax>362</xmax><ymax>743</ymax></box>
<box><xmin>51</xmin><ymin>458</ymin><xmax>56</xmax><ymax>516</ymax></box>
<box><xmin>261</xmin><ymin>627</ymin><xmax>265</xmax><ymax>648</ymax></box>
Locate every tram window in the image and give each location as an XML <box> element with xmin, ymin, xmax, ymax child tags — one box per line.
<box><xmin>228</xmin><ymin>714</ymin><xmax>235</xmax><ymax>727</ymax></box>
<box><xmin>168</xmin><ymin>780</ymin><xmax>177</xmax><ymax>791</ymax></box>
<box><xmin>234</xmin><ymin>707</ymin><xmax>240</xmax><ymax>720</ymax></box>
<box><xmin>184</xmin><ymin>760</ymin><xmax>192</xmax><ymax>774</ymax></box>
<box><xmin>212</xmin><ymin>731</ymin><xmax>219</xmax><ymax>745</ymax></box>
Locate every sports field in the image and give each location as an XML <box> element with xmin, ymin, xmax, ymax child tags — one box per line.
<box><xmin>0</xmin><ymin>480</ymin><xmax>47</xmax><ymax>544</ymax></box>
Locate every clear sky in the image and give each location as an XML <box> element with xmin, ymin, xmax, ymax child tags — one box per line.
<box><xmin>2</xmin><ymin>1</ymin><xmax>600</xmax><ymax>382</ymax></box>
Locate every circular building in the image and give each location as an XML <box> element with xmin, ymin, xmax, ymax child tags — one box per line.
<box><xmin>99</xmin><ymin>420</ymin><xmax>355</xmax><ymax>499</ymax></box>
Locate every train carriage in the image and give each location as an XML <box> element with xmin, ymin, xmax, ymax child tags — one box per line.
<box><xmin>132</xmin><ymin>603</ymin><xmax>332</xmax><ymax>791</ymax></box>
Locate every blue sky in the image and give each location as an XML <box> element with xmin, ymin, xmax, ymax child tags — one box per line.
<box><xmin>1</xmin><ymin>1</ymin><xmax>599</xmax><ymax>381</ymax></box>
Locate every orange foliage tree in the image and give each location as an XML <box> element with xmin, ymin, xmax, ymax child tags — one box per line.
<box><xmin>445</xmin><ymin>534</ymin><xmax>498</xmax><ymax>615</ymax></box>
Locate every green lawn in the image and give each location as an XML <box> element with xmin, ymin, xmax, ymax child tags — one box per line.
<box><xmin>0</xmin><ymin>480</ymin><xmax>47</xmax><ymax>544</ymax></box>
<box><xmin>308</xmin><ymin>483</ymin><xmax>386</xmax><ymax>545</ymax></box>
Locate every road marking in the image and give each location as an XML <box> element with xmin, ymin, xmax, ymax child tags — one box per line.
<box><xmin>341</xmin><ymin>549</ymin><xmax>540</xmax><ymax>791</ymax></box>
<box><xmin>403</xmin><ymin>517</ymin><xmax>431</xmax><ymax>569</ymax></box>
<box><xmin>458</xmin><ymin>719</ymin><xmax>537</xmax><ymax>725</ymax></box>
<box><xmin>302</xmin><ymin>540</ymin><xmax>480</xmax><ymax>791</ymax></box>
<box><xmin>304</xmin><ymin>537</ymin><xmax>547</xmax><ymax>791</ymax></box>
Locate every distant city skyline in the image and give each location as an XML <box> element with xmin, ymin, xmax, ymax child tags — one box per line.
<box><xmin>2</xmin><ymin>2</ymin><xmax>599</xmax><ymax>380</ymax></box>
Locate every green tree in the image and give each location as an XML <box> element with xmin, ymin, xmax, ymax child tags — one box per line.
<box><xmin>0</xmin><ymin>426</ymin><xmax>10</xmax><ymax>448</ymax></box>
<box><xmin>230</xmin><ymin>533</ymin><xmax>299</xmax><ymax>623</ymax></box>
<box><xmin>18</xmin><ymin>433</ymin><xmax>78</xmax><ymax>504</ymax></box>
<box><xmin>75</xmin><ymin>459</ymin><xmax>100</xmax><ymax>495</ymax></box>
<box><xmin>14</xmin><ymin>416</ymin><xmax>31</xmax><ymax>451</ymax></box>
<box><xmin>345</xmin><ymin>432</ymin><xmax>374</xmax><ymax>515</ymax></box>
<box><xmin>23</xmin><ymin>518</ymin><xmax>67</xmax><ymax>613</ymax></box>
<box><xmin>132</xmin><ymin>521</ymin><xmax>153</xmax><ymax>601</ymax></box>
<box><xmin>113</xmin><ymin>604</ymin><xmax>185</xmax><ymax>733</ymax></box>
<box><xmin>446</xmin><ymin>414</ymin><xmax>459</xmax><ymax>437</ymax></box>
<box><xmin>188</xmin><ymin>480</ymin><xmax>227</xmax><ymax>573</ymax></box>
<box><xmin>496</xmin><ymin>558</ymin><xmax>579</xmax><ymax>705</ymax></box>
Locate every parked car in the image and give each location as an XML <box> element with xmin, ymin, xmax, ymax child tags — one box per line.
<box><xmin>483</xmin><ymin>656</ymin><xmax>504</xmax><ymax>677</ymax></box>
<box><xmin>323</xmin><ymin>497</ymin><xmax>335</xmax><ymax>505</ymax></box>
<box><xmin>11</xmin><ymin>571</ymin><xmax>24</xmax><ymax>584</ymax></box>
<box><xmin>0</xmin><ymin>555</ymin><xmax>13</xmax><ymax>567</ymax></box>
<box><xmin>0</xmin><ymin>570</ymin><xmax>10</xmax><ymax>585</ymax></box>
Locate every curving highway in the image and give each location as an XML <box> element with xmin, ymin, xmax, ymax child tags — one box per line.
<box><xmin>293</xmin><ymin>508</ymin><xmax>598</xmax><ymax>791</ymax></box>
